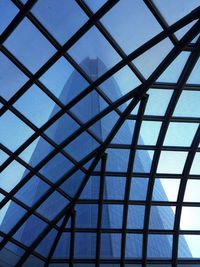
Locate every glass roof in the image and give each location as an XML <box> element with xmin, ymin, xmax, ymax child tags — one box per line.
<box><xmin>0</xmin><ymin>0</ymin><xmax>200</xmax><ymax>266</ymax></box>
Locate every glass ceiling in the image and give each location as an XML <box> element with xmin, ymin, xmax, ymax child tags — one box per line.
<box><xmin>0</xmin><ymin>0</ymin><xmax>200</xmax><ymax>266</ymax></box>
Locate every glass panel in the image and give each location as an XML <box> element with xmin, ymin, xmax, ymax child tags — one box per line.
<box><xmin>153</xmin><ymin>0</ymin><xmax>200</xmax><ymax>25</ymax></box>
<box><xmin>145</xmin><ymin>89</ymin><xmax>173</xmax><ymax>116</ymax></box>
<box><xmin>104</xmin><ymin>177</ymin><xmax>125</xmax><ymax>200</ymax></box>
<box><xmin>36</xmin><ymin>229</ymin><xmax>57</xmax><ymax>257</ymax></box>
<box><xmin>125</xmin><ymin>234</ymin><xmax>142</xmax><ymax>258</ymax></box>
<box><xmin>187</xmin><ymin>58</ymin><xmax>200</xmax><ymax>84</ymax></box>
<box><xmin>0</xmin><ymin>242</ymin><xmax>24</xmax><ymax>267</ymax></box>
<box><xmin>164</xmin><ymin>122</ymin><xmax>198</xmax><ymax>147</ymax></box>
<box><xmin>0</xmin><ymin>110</ymin><xmax>34</xmax><ymax>151</ymax></box>
<box><xmin>37</xmin><ymin>191</ymin><xmax>69</xmax><ymax>220</ymax></box>
<box><xmin>149</xmin><ymin>206</ymin><xmax>175</xmax><ymax>230</ymax></box>
<box><xmin>0</xmin><ymin>160</ymin><xmax>27</xmax><ymax>192</ymax></box>
<box><xmin>102</xmin><ymin>205</ymin><xmax>123</xmax><ymax>228</ymax></box>
<box><xmin>111</xmin><ymin>120</ymin><xmax>134</xmax><ymax>145</ymax></box>
<box><xmin>153</xmin><ymin>178</ymin><xmax>180</xmax><ymax>202</ymax></box>
<box><xmin>180</xmin><ymin>207</ymin><xmax>200</xmax><ymax>230</ymax></box>
<box><xmin>157</xmin><ymin>151</ymin><xmax>188</xmax><ymax>174</ymax></box>
<box><xmin>80</xmin><ymin>175</ymin><xmax>100</xmax><ymax>199</ymax></box>
<box><xmin>53</xmin><ymin>232</ymin><xmax>70</xmax><ymax>258</ymax></box>
<box><xmin>173</xmin><ymin>91</ymin><xmax>200</xmax><ymax>117</ymax></box>
<box><xmin>4</xmin><ymin>18</ymin><xmax>56</xmax><ymax>73</ymax></box>
<box><xmin>0</xmin><ymin>149</ymin><xmax>9</xmax><ymax>165</ymax></box>
<box><xmin>157</xmin><ymin>52</ymin><xmax>190</xmax><ymax>83</ymax></box>
<box><xmin>84</xmin><ymin>0</ymin><xmax>107</xmax><ymax>12</ymax></box>
<box><xmin>129</xmin><ymin>178</ymin><xmax>149</xmax><ymax>201</ymax></box>
<box><xmin>40</xmin><ymin>57</ymin><xmax>89</xmax><ymax>103</ymax></box>
<box><xmin>74</xmin><ymin>233</ymin><xmax>96</xmax><ymax>258</ymax></box>
<box><xmin>14</xmin><ymin>85</ymin><xmax>57</xmax><ymax>127</ymax></box>
<box><xmin>0</xmin><ymin>201</ymin><xmax>26</xmax><ymax>234</ymax></box>
<box><xmin>190</xmin><ymin>152</ymin><xmax>200</xmax><ymax>175</ymax></box>
<box><xmin>139</xmin><ymin>121</ymin><xmax>162</xmax><ymax>145</ymax></box>
<box><xmin>0</xmin><ymin>52</ymin><xmax>28</xmax><ymax>100</ymax></box>
<box><xmin>127</xmin><ymin>205</ymin><xmax>145</xmax><ymax>229</ymax></box>
<box><xmin>184</xmin><ymin>179</ymin><xmax>200</xmax><ymax>202</ymax></box>
<box><xmin>134</xmin><ymin>38</ymin><xmax>173</xmax><ymax>78</ymax></box>
<box><xmin>101</xmin><ymin>0</ymin><xmax>162</xmax><ymax>54</ymax></box>
<box><xmin>68</xmin><ymin>26</ymin><xmax>121</xmax><ymax>80</ymax></box>
<box><xmin>100</xmin><ymin>66</ymin><xmax>141</xmax><ymax>101</ymax></box>
<box><xmin>14</xmin><ymin>215</ymin><xmax>47</xmax><ymax>246</ymax></box>
<box><xmin>147</xmin><ymin>235</ymin><xmax>172</xmax><ymax>259</ymax></box>
<box><xmin>0</xmin><ymin>0</ymin><xmax>18</xmax><ymax>34</ymax></box>
<box><xmin>101</xmin><ymin>233</ymin><xmax>121</xmax><ymax>259</ymax></box>
<box><xmin>19</xmin><ymin>137</ymin><xmax>54</xmax><ymax>167</ymax></box>
<box><xmin>40</xmin><ymin>153</ymin><xmax>74</xmax><ymax>183</ymax></box>
<box><xmin>178</xmin><ymin>235</ymin><xmax>200</xmax><ymax>258</ymax></box>
<box><xmin>106</xmin><ymin>149</ymin><xmax>129</xmax><ymax>172</ymax></box>
<box><xmin>15</xmin><ymin>176</ymin><xmax>50</xmax><ymax>207</ymax></box>
<box><xmin>32</xmin><ymin>0</ymin><xmax>88</xmax><ymax>45</ymax></box>
<box><xmin>75</xmin><ymin>204</ymin><xmax>98</xmax><ymax>228</ymax></box>
<box><xmin>133</xmin><ymin>150</ymin><xmax>154</xmax><ymax>173</ymax></box>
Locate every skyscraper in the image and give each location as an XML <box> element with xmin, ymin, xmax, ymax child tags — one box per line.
<box><xmin>0</xmin><ymin>58</ymin><xmax>191</xmax><ymax>266</ymax></box>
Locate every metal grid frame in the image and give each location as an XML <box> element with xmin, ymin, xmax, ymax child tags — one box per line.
<box><xmin>1</xmin><ymin>0</ymin><xmax>200</xmax><ymax>266</ymax></box>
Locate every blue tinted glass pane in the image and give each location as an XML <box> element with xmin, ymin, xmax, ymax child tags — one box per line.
<box><xmin>125</xmin><ymin>234</ymin><xmax>142</xmax><ymax>258</ymax></box>
<box><xmin>153</xmin><ymin>0</ymin><xmax>200</xmax><ymax>25</ymax></box>
<box><xmin>157</xmin><ymin>52</ymin><xmax>190</xmax><ymax>83</ymax></box>
<box><xmin>84</xmin><ymin>0</ymin><xmax>107</xmax><ymax>12</ymax></box>
<box><xmin>40</xmin><ymin>57</ymin><xmax>89</xmax><ymax>103</ymax></box>
<box><xmin>45</xmin><ymin>113</ymin><xmax>79</xmax><ymax>145</ymax></box>
<box><xmin>53</xmin><ymin>232</ymin><xmax>70</xmax><ymax>258</ymax></box>
<box><xmin>76</xmin><ymin>204</ymin><xmax>98</xmax><ymax>228</ymax></box>
<box><xmin>0</xmin><ymin>111</ymin><xmax>34</xmax><ymax>151</ymax></box>
<box><xmin>0</xmin><ymin>201</ymin><xmax>26</xmax><ymax>233</ymax></box>
<box><xmin>0</xmin><ymin>0</ymin><xmax>18</xmax><ymax>34</ymax></box>
<box><xmin>1</xmin><ymin>242</ymin><xmax>24</xmax><ymax>266</ymax></box>
<box><xmin>184</xmin><ymin>179</ymin><xmax>200</xmax><ymax>202</ymax></box>
<box><xmin>65</xmin><ymin>132</ymin><xmax>99</xmax><ymax>161</ymax></box>
<box><xmin>32</xmin><ymin>0</ymin><xmax>88</xmax><ymax>45</ymax></box>
<box><xmin>139</xmin><ymin>121</ymin><xmax>161</xmax><ymax>145</ymax></box>
<box><xmin>130</xmin><ymin>178</ymin><xmax>148</xmax><ymax>201</ymax></box>
<box><xmin>111</xmin><ymin>120</ymin><xmax>134</xmax><ymax>145</ymax></box>
<box><xmin>101</xmin><ymin>0</ymin><xmax>162</xmax><ymax>54</ymax></box>
<box><xmin>147</xmin><ymin>235</ymin><xmax>172</xmax><ymax>259</ymax></box>
<box><xmin>40</xmin><ymin>153</ymin><xmax>74</xmax><ymax>182</ymax></box>
<box><xmin>0</xmin><ymin>160</ymin><xmax>26</xmax><ymax>192</ymax></box>
<box><xmin>61</xmin><ymin>170</ymin><xmax>85</xmax><ymax>197</ymax></box>
<box><xmin>0</xmin><ymin>149</ymin><xmax>9</xmax><ymax>165</ymax></box>
<box><xmin>178</xmin><ymin>235</ymin><xmax>200</xmax><ymax>258</ymax></box>
<box><xmin>70</xmin><ymin>90</ymin><xmax>108</xmax><ymax>123</ymax></box>
<box><xmin>37</xmin><ymin>191</ymin><xmax>69</xmax><ymax>220</ymax></box>
<box><xmin>149</xmin><ymin>206</ymin><xmax>175</xmax><ymax>230</ymax></box>
<box><xmin>102</xmin><ymin>205</ymin><xmax>123</xmax><ymax>228</ymax></box>
<box><xmin>173</xmin><ymin>91</ymin><xmax>200</xmax><ymax>117</ymax></box>
<box><xmin>14</xmin><ymin>85</ymin><xmax>57</xmax><ymax>127</ymax></box>
<box><xmin>75</xmin><ymin>233</ymin><xmax>96</xmax><ymax>258</ymax></box>
<box><xmin>104</xmin><ymin>177</ymin><xmax>125</xmax><ymax>200</ymax></box>
<box><xmin>23</xmin><ymin>255</ymin><xmax>44</xmax><ymax>267</ymax></box>
<box><xmin>68</xmin><ymin>27</ymin><xmax>121</xmax><ymax>80</ymax></box>
<box><xmin>190</xmin><ymin>152</ymin><xmax>200</xmax><ymax>175</ymax></box>
<box><xmin>133</xmin><ymin>150</ymin><xmax>154</xmax><ymax>173</ymax></box>
<box><xmin>187</xmin><ymin>58</ymin><xmax>200</xmax><ymax>84</ymax></box>
<box><xmin>19</xmin><ymin>137</ymin><xmax>54</xmax><ymax>167</ymax></box>
<box><xmin>145</xmin><ymin>89</ymin><xmax>173</xmax><ymax>116</ymax></box>
<box><xmin>80</xmin><ymin>176</ymin><xmax>100</xmax><ymax>199</ymax></box>
<box><xmin>164</xmin><ymin>122</ymin><xmax>198</xmax><ymax>147</ymax></box>
<box><xmin>100</xmin><ymin>66</ymin><xmax>141</xmax><ymax>101</ymax></box>
<box><xmin>14</xmin><ymin>215</ymin><xmax>47</xmax><ymax>246</ymax></box>
<box><xmin>153</xmin><ymin>179</ymin><xmax>180</xmax><ymax>202</ymax></box>
<box><xmin>36</xmin><ymin>229</ymin><xmax>57</xmax><ymax>257</ymax></box>
<box><xmin>157</xmin><ymin>151</ymin><xmax>188</xmax><ymax>174</ymax></box>
<box><xmin>0</xmin><ymin>52</ymin><xmax>28</xmax><ymax>100</ymax></box>
<box><xmin>15</xmin><ymin>176</ymin><xmax>50</xmax><ymax>207</ymax></box>
<box><xmin>127</xmin><ymin>205</ymin><xmax>145</xmax><ymax>229</ymax></box>
<box><xmin>134</xmin><ymin>39</ymin><xmax>173</xmax><ymax>78</ymax></box>
<box><xmin>4</xmin><ymin>18</ymin><xmax>56</xmax><ymax>73</ymax></box>
<box><xmin>101</xmin><ymin>233</ymin><xmax>121</xmax><ymax>259</ymax></box>
<box><xmin>106</xmin><ymin>149</ymin><xmax>129</xmax><ymax>172</ymax></box>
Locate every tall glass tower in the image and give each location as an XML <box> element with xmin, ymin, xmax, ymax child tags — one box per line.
<box><xmin>0</xmin><ymin>58</ymin><xmax>191</xmax><ymax>266</ymax></box>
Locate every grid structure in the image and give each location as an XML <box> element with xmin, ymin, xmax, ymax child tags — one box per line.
<box><xmin>0</xmin><ymin>0</ymin><xmax>200</xmax><ymax>266</ymax></box>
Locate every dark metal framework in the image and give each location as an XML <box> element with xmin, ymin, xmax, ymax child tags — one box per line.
<box><xmin>0</xmin><ymin>0</ymin><xmax>200</xmax><ymax>266</ymax></box>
